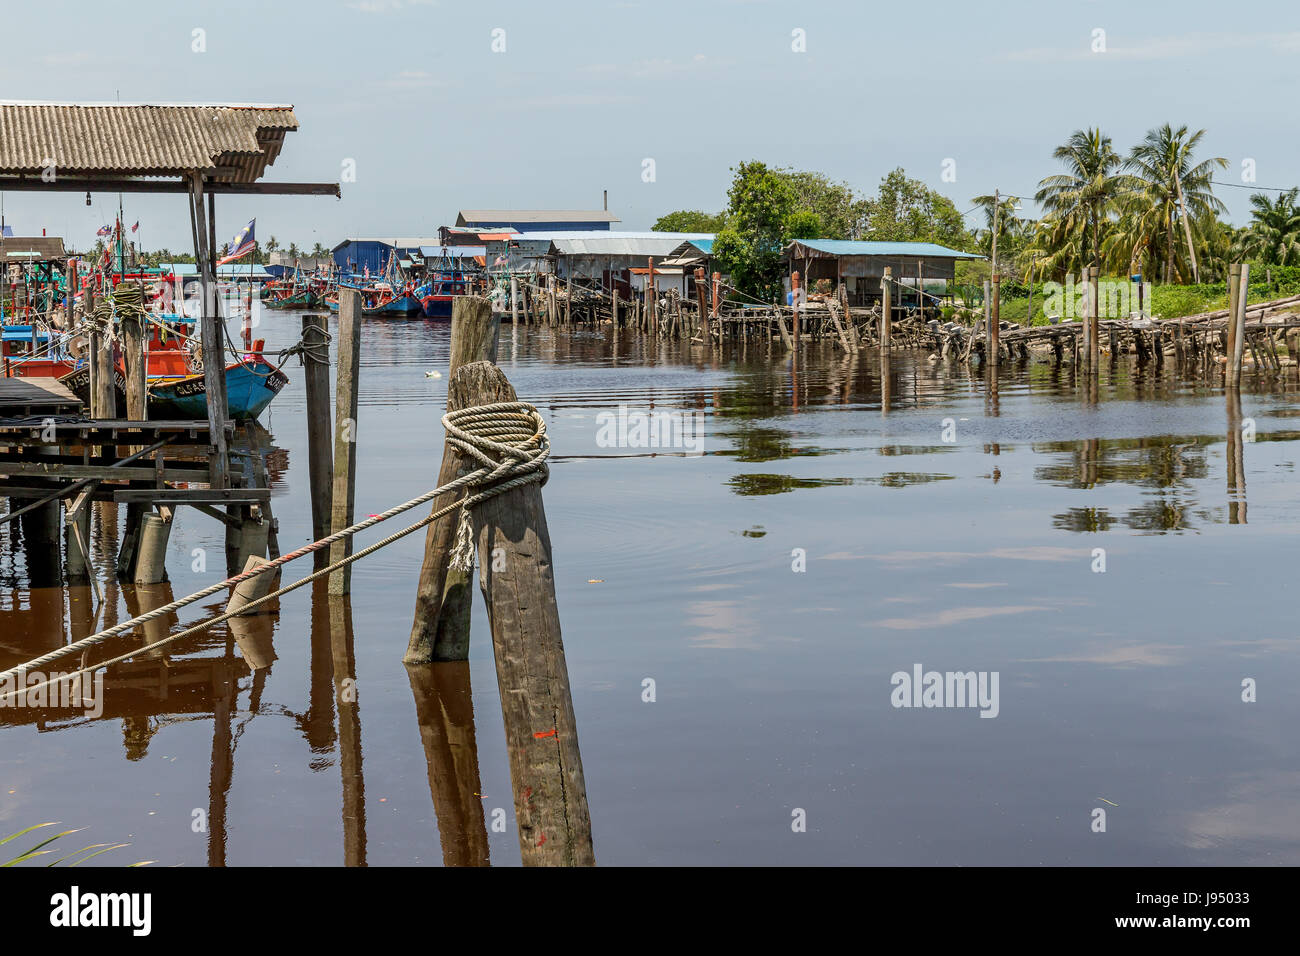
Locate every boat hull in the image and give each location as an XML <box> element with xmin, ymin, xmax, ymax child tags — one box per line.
<box><xmin>147</xmin><ymin>360</ymin><xmax>289</xmax><ymax>420</ymax></box>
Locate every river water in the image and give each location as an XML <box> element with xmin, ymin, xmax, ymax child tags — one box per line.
<box><xmin>2</xmin><ymin>314</ymin><xmax>1298</xmax><ymax>866</ymax></box>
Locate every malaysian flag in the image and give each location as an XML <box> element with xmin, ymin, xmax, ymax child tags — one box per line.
<box><xmin>217</xmin><ymin>219</ymin><xmax>256</xmax><ymax>265</ymax></box>
<box><xmin>96</xmin><ymin>225</ymin><xmax>112</xmax><ymax>237</ymax></box>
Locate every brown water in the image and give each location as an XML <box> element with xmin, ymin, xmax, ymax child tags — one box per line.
<box><xmin>3</xmin><ymin>316</ymin><xmax>1299</xmax><ymax>866</ymax></box>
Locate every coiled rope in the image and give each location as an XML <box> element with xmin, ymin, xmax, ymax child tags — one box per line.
<box><xmin>0</xmin><ymin>400</ymin><xmax>549</xmax><ymax>702</ymax></box>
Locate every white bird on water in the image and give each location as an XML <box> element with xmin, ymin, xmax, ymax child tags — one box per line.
<box><xmin>425</xmin><ymin>370</ymin><xmax>442</xmax><ymax>378</ymax></box>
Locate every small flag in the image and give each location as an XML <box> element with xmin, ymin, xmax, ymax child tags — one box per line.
<box><xmin>494</xmin><ymin>255</ymin><xmax>507</xmax><ymax>266</ymax></box>
<box><xmin>131</xmin><ymin>221</ymin><xmax>139</xmax><ymax>233</ymax></box>
<box><xmin>217</xmin><ymin>219</ymin><xmax>256</xmax><ymax>265</ymax></box>
<box><xmin>96</xmin><ymin>225</ymin><xmax>112</xmax><ymax>237</ymax></box>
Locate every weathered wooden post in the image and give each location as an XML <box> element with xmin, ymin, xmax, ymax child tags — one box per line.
<box><xmin>446</xmin><ymin>360</ymin><xmax>594</xmax><ymax>866</ymax></box>
<box><xmin>1088</xmin><ymin>265</ymin><xmax>1100</xmax><ymax>375</ymax></box>
<box><xmin>791</xmin><ymin>270</ymin><xmax>801</xmax><ymax>349</ymax></box>
<box><xmin>510</xmin><ymin>275</ymin><xmax>519</xmax><ymax>327</ymax></box>
<box><xmin>406</xmin><ymin>295</ymin><xmax>501</xmax><ymax>662</ymax></box>
<box><xmin>121</xmin><ymin>308</ymin><xmax>147</xmax><ymax>421</ymax></box>
<box><xmin>1228</xmin><ymin>263</ymin><xmax>1249</xmax><ymax>386</ymax></box>
<box><xmin>989</xmin><ymin>273</ymin><xmax>1000</xmax><ymax>368</ymax></box>
<box><xmin>328</xmin><ymin>289</ymin><xmax>362</xmax><ymax>595</ymax></box>
<box><xmin>694</xmin><ymin>267</ymin><xmax>710</xmax><ymax>342</ymax></box>
<box><xmin>711</xmin><ymin>271</ymin><xmax>721</xmax><ymax>319</ymax></box>
<box><xmin>881</xmin><ymin>267</ymin><xmax>893</xmax><ymax>351</ymax></box>
<box><xmin>301</xmin><ymin>313</ymin><xmax>334</xmax><ymax>549</ymax></box>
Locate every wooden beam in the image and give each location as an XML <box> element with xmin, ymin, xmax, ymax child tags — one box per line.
<box><xmin>0</xmin><ymin>176</ymin><xmax>340</xmax><ymax>196</ymax></box>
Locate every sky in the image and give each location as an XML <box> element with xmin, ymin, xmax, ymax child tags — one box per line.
<box><xmin>1</xmin><ymin>0</ymin><xmax>1297</xmax><ymax>253</ymax></box>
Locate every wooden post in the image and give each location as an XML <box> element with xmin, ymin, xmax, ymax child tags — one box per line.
<box><xmin>188</xmin><ymin>172</ymin><xmax>229</xmax><ymax>488</ymax></box>
<box><xmin>121</xmin><ymin>310</ymin><xmax>147</xmax><ymax>421</ymax></box>
<box><xmin>791</xmin><ymin>270</ymin><xmax>801</xmax><ymax>349</ymax></box>
<box><xmin>989</xmin><ymin>274</ymin><xmax>1000</xmax><ymax>368</ymax></box>
<box><xmin>510</xmin><ymin>276</ymin><xmax>519</xmax><ymax>327</ymax></box>
<box><xmin>328</xmin><ymin>289</ymin><xmax>362</xmax><ymax>595</ymax></box>
<box><xmin>448</xmin><ymin>360</ymin><xmax>594</xmax><ymax>866</ymax></box>
<box><xmin>644</xmin><ymin>257</ymin><xmax>654</xmax><ymax>328</ymax></box>
<box><xmin>982</xmin><ymin>278</ymin><xmax>992</xmax><ymax>361</ymax></box>
<box><xmin>406</xmin><ymin>295</ymin><xmax>501</xmax><ymax>663</ymax></box>
<box><xmin>694</xmin><ymin>267</ymin><xmax>709</xmax><ymax>341</ymax></box>
<box><xmin>1088</xmin><ymin>265</ymin><xmax>1100</xmax><ymax>374</ymax></box>
<box><xmin>1227</xmin><ymin>264</ymin><xmax>1241</xmax><ymax>387</ymax></box>
<box><xmin>711</xmin><ymin>271</ymin><xmax>720</xmax><ymax>317</ymax></box>
<box><xmin>881</xmin><ymin>267</ymin><xmax>892</xmax><ymax>351</ymax></box>
<box><xmin>302</xmin><ymin>313</ymin><xmax>334</xmax><ymax>549</ymax></box>
<box><xmin>1229</xmin><ymin>263</ymin><xmax>1249</xmax><ymax>386</ymax></box>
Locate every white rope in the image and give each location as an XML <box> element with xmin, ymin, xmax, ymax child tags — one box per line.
<box><xmin>0</xmin><ymin>399</ymin><xmax>550</xmax><ymax>701</ymax></box>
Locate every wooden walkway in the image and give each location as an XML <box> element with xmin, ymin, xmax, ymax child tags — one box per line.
<box><xmin>0</xmin><ymin>376</ymin><xmax>82</xmax><ymax>418</ymax></box>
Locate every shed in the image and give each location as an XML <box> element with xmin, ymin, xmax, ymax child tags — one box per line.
<box><xmin>783</xmin><ymin>239</ymin><xmax>982</xmax><ymax>306</ymax></box>
<box><xmin>531</xmin><ymin>231</ymin><xmax>714</xmax><ymax>297</ymax></box>
<box><xmin>331</xmin><ymin>237</ymin><xmax>439</xmax><ymax>275</ymax></box>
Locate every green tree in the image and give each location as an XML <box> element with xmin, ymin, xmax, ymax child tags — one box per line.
<box><xmin>1035</xmin><ymin>128</ymin><xmax>1124</xmax><ymax>275</ymax></box>
<box><xmin>1117</xmin><ymin>124</ymin><xmax>1226</xmax><ymax>282</ymax></box>
<box><xmin>862</xmin><ymin>168</ymin><xmax>969</xmax><ymax>248</ymax></box>
<box><xmin>711</xmin><ymin>161</ymin><xmax>797</xmax><ymax>300</ymax></box>
<box><xmin>310</xmin><ymin>242</ymin><xmax>328</xmax><ymax>259</ymax></box>
<box><xmin>1239</xmin><ymin>188</ymin><xmax>1300</xmax><ymax>267</ymax></box>
<box><xmin>774</xmin><ymin>169</ymin><xmax>862</xmax><ymax>239</ymax></box>
<box><xmin>651</xmin><ymin>209</ymin><xmax>726</xmax><ymax>232</ymax></box>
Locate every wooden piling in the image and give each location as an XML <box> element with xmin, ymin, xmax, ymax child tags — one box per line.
<box><xmin>1087</xmin><ymin>266</ymin><xmax>1100</xmax><ymax>374</ymax></box>
<box><xmin>447</xmin><ymin>360</ymin><xmax>594</xmax><ymax>866</ymax></box>
<box><xmin>406</xmin><ymin>295</ymin><xmax>501</xmax><ymax>663</ymax></box>
<box><xmin>121</xmin><ymin>311</ymin><xmax>147</xmax><ymax>421</ymax></box>
<box><xmin>881</xmin><ymin>267</ymin><xmax>892</xmax><ymax>351</ymax></box>
<box><xmin>694</xmin><ymin>267</ymin><xmax>710</xmax><ymax>342</ymax></box>
<box><xmin>301</xmin><ymin>314</ymin><xmax>334</xmax><ymax>549</ymax></box>
<box><xmin>1229</xmin><ymin>263</ymin><xmax>1249</xmax><ymax>386</ymax></box>
<box><xmin>328</xmin><ymin>289</ymin><xmax>362</xmax><ymax>596</ymax></box>
<box><xmin>989</xmin><ymin>274</ymin><xmax>1000</xmax><ymax>368</ymax></box>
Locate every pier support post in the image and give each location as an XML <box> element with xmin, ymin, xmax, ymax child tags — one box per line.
<box><xmin>989</xmin><ymin>274</ymin><xmax>1000</xmax><ymax>368</ymax></box>
<box><xmin>133</xmin><ymin>511</ymin><xmax>173</xmax><ymax>585</ymax></box>
<box><xmin>302</xmin><ymin>314</ymin><xmax>334</xmax><ymax>551</ymax></box>
<box><xmin>510</xmin><ymin>276</ymin><xmax>519</xmax><ymax>328</ymax></box>
<box><xmin>64</xmin><ymin>494</ymin><xmax>92</xmax><ymax>584</ymax></box>
<box><xmin>695</xmin><ymin>267</ymin><xmax>710</xmax><ymax>342</ymax></box>
<box><xmin>329</xmin><ymin>289</ymin><xmax>363</xmax><ymax>595</ymax></box>
<box><xmin>121</xmin><ymin>310</ymin><xmax>147</xmax><ymax>421</ymax></box>
<box><xmin>1087</xmin><ymin>266</ymin><xmax>1100</xmax><ymax>375</ymax></box>
<box><xmin>881</xmin><ymin>267</ymin><xmax>893</xmax><ymax>352</ymax></box>
<box><xmin>444</xmin><ymin>360</ymin><xmax>594</xmax><ymax>865</ymax></box>
<box><xmin>1228</xmin><ymin>263</ymin><xmax>1249</xmax><ymax>387</ymax></box>
<box><xmin>406</xmin><ymin>295</ymin><xmax>501</xmax><ymax>662</ymax></box>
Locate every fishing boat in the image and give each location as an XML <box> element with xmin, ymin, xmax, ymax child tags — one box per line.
<box><xmin>414</xmin><ymin>270</ymin><xmax>471</xmax><ymax>319</ymax></box>
<box><xmin>146</xmin><ymin>340</ymin><xmax>289</xmax><ymax>420</ymax></box>
<box><xmin>324</xmin><ymin>281</ymin><xmax>423</xmax><ymax>316</ymax></box>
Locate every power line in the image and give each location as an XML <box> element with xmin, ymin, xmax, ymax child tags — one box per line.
<box><xmin>1211</xmin><ymin>179</ymin><xmax>1296</xmax><ymax>193</ymax></box>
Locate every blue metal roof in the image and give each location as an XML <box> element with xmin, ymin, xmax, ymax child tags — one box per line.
<box><xmin>788</xmin><ymin>239</ymin><xmax>980</xmax><ymax>259</ymax></box>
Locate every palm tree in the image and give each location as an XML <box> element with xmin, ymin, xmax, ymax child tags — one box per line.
<box><xmin>1119</xmin><ymin>124</ymin><xmax>1226</xmax><ymax>283</ymax></box>
<box><xmin>1239</xmin><ymin>188</ymin><xmax>1300</xmax><ymax>266</ymax></box>
<box><xmin>1035</xmin><ymin>129</ymin><xmax>1124</xmax><ymax>275</ymax></box>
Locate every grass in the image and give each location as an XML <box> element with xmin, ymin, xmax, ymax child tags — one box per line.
<box><xmin>950</xmin><ymin>275</ymin><xmax>1300</xmax><ymax>328</ymax></box>
<box><xmin>1</xmin><ymin>822</ymin><xmax>152</xmax><ymax>867</ymax></box>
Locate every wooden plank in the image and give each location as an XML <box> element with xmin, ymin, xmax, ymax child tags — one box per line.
<box><xmin>0</xmin><ymin>461</ymin><xmax>208</xmax><ymax>481</ymax></box>
<box><xmin>112</xmin><ymin>488</ymin><xmax>269</xmax><ymax>504</ymax></box>
<box><xmin>0</xmin><ymin>376</ymin><xmax>81</xmax><ymax>406</ymax></box>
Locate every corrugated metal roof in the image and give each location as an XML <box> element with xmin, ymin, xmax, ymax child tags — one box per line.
<box><xmin>458</xmin><ymin>209</ymin><xmax>620</xmax><ymax>224</ymax></box>
<box><xmin>786</xmin><ymin>239</ymin><xmax>980</xmax><ymax>259</ymax></box>
<box><xmin>0</xmin><ymin>103</ymin><xmax>297</xmax><ymax>182</ymax></box>
<box><xmin>519</xmin><ymin>231</ymin><xmax>714</xmax><ymax>257</ymax></box>
<box><xmin>0</xmin><ymin>235</ymin><xmax>66</xmax><ymax>260</ymax></box>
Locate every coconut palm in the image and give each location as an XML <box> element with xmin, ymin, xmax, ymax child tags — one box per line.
<box><xmin>1035</xmin><ymin>128</ymin><xmax>1125</xmax><ymax>275</ymax></box>
<box><xmin>1118</xmin><ymin>124</ymin><xmax>1226</xmax><ymax>283</ymax></box>
<box><xmin>1239</xmin><ymin>188</ymin><xmax>1300</xmax><ymax>266</ymax></box>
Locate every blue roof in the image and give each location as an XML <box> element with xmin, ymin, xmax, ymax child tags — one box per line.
<box><xmin>788</xmin><ymin>239</ymin><xmax>980</xmax><ymax>259</ymax></box>
<box><xmin>3</xmin><ymin>326</ymin><xmax>49</xmax><ymax>341</ymax></box>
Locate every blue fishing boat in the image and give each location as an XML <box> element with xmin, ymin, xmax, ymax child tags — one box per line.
<box><xmin>147</xmin><ymin>356</ymin><xmax>289</xmax><ymax>420</ymax></box>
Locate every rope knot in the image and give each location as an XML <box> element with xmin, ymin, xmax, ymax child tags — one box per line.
<box><xmin>441</xmin><ymin>400</ymin><xmax>550</xmax><ymax>570</ymax></box>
